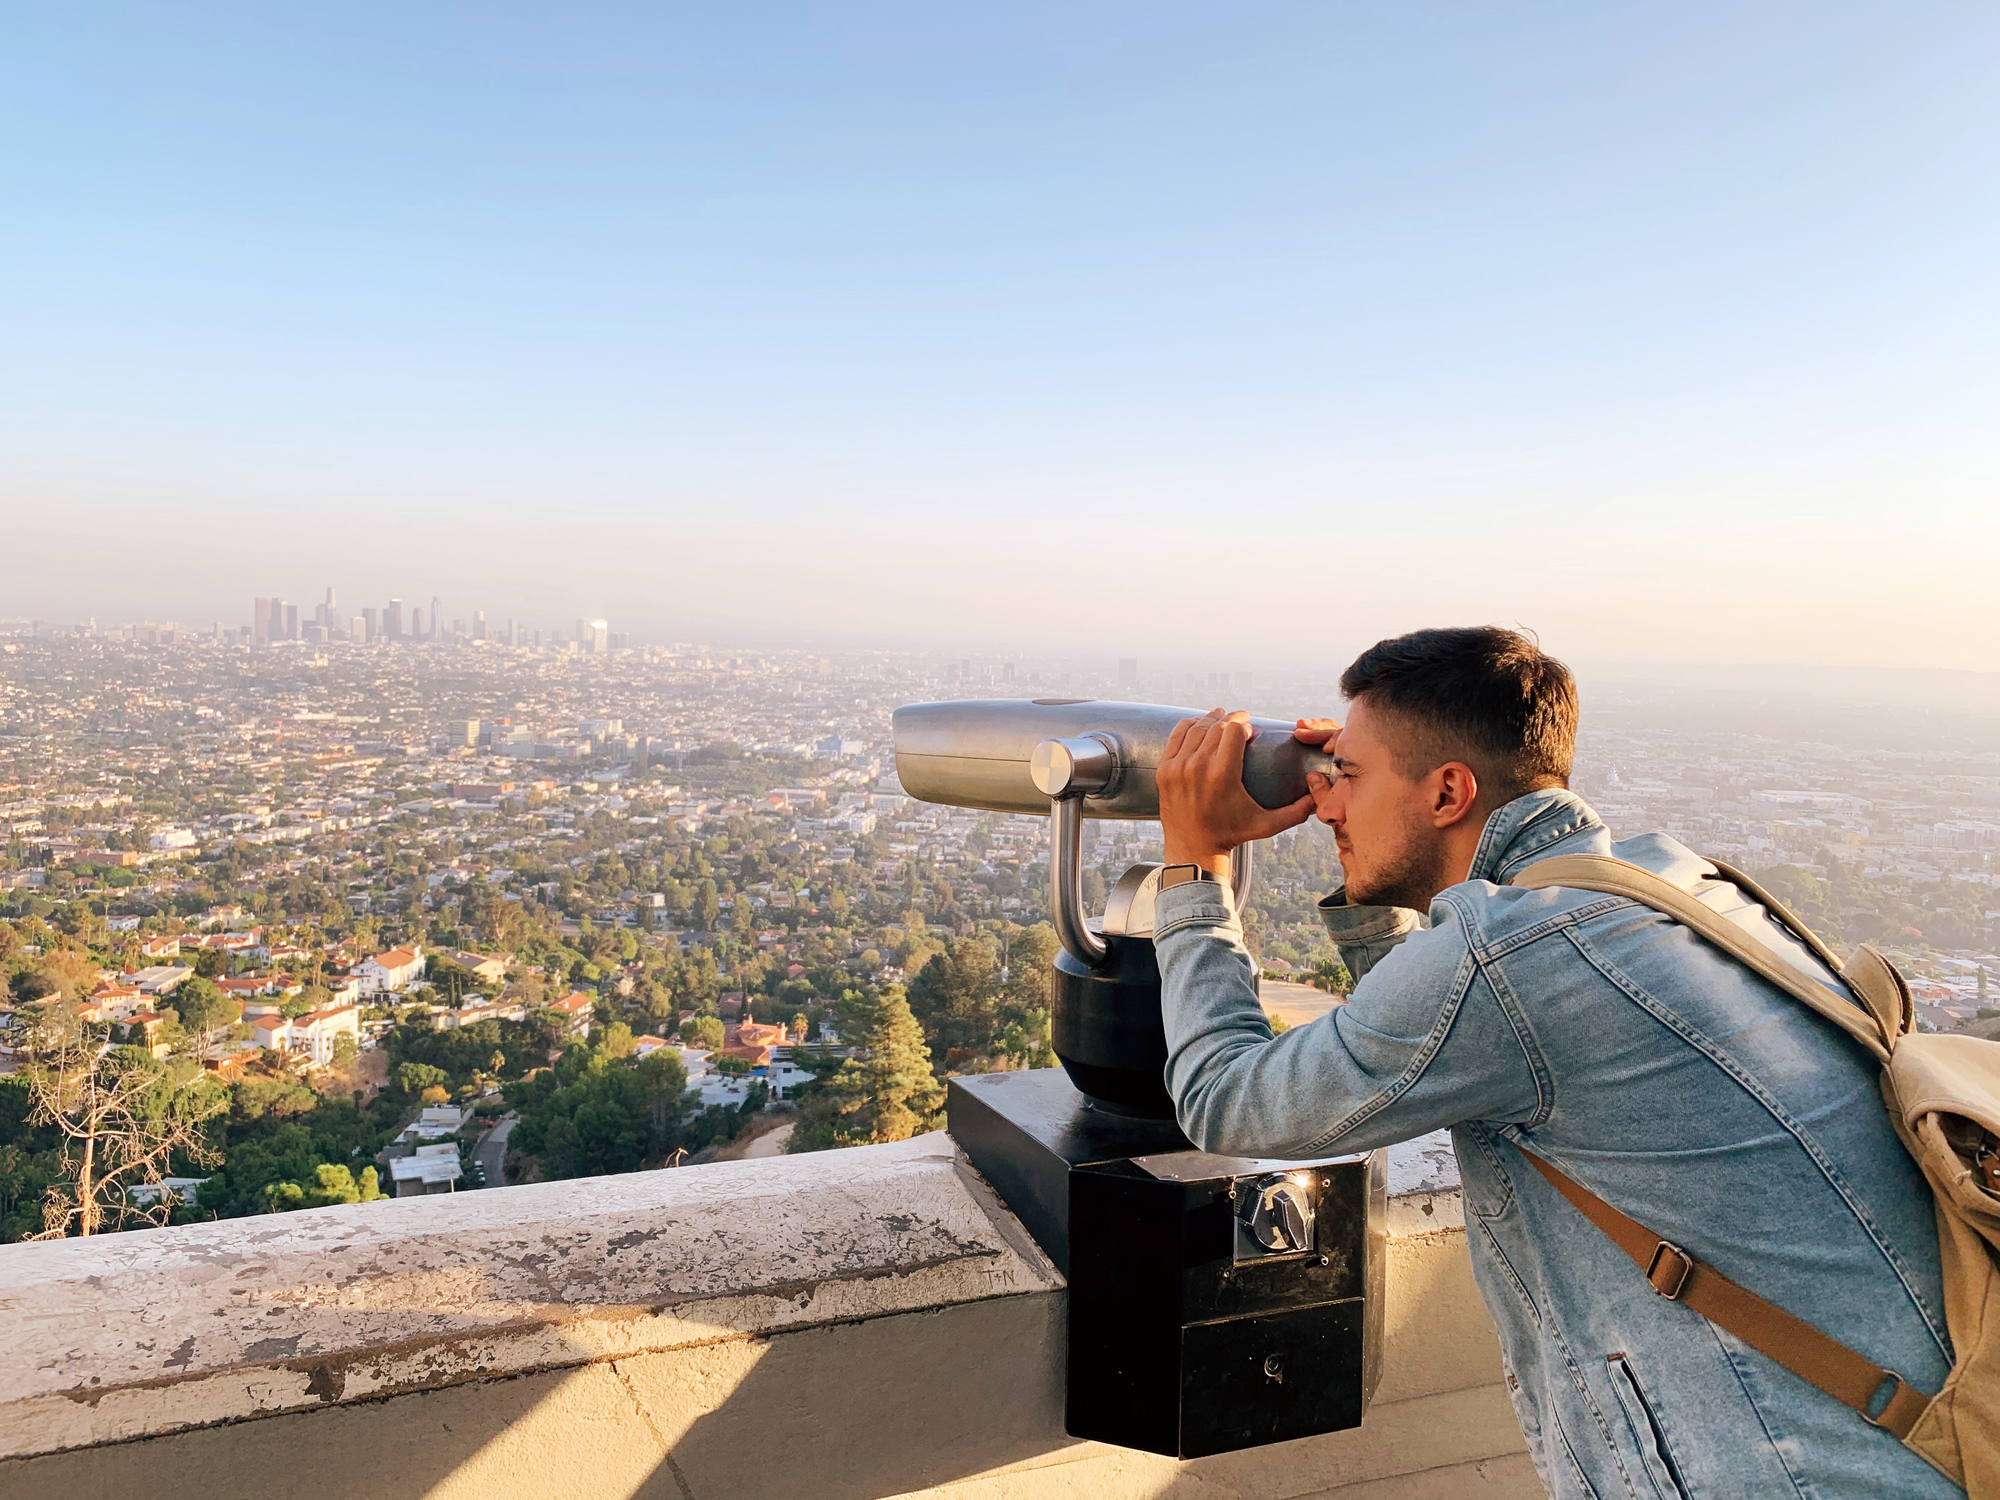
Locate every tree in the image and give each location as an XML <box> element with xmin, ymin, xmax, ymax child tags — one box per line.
<box><xmin>427</xmin><ymin>955</ymin><xmax>491</xmax><ymax>1006</ymax></box>
<box><xmin>169</xmin><ymin>977</ymin><xmax>240</xmax><ymax>1051</ymax></box>
<box><xmin>906</xmin><ymin>937</ymin><xmax>1002</xmax><ymax>1062</ymax></box>
<box><xmin>1309</xmin><ymin>954</ymin><xmax>1354</xmax><ymax>995</ymax></box>
<box><xmin>789</xmin><ymin>987</ymin><xmax>943</xmax><ymax>1152</ymax></box>
<box><xmin>680</xmin><ymin>1015</ymin><xmax>725</xmax><ymax>1051</ymax></box>
<box><xmin>1003</xmin><ymin>923</ymin><xmax>1059</xmax><ymax>1006</ymax></box>
<box><xmin>190</xmin><ymin>946</ymin><xmax>229</xmax><ymax>979</ymax></box>
<box><xmin>265</xmin><ymin>1163</ymin><xmax>385</xmax><ymax>1211</ymax></box>
<box><xmin>505</xmin><ymin>1039</ymin><xmax>689</xmax><ymax>1180</ymax></box>
<box><xmin>396</xmin><ymin>1061</ymin><xmax>449</xmax><ymax>1097</ymax></box>
<box><xmin>23</xmin><ymin>1016</ymin><xmax>227</xmax><ymax>1237</ymax></box>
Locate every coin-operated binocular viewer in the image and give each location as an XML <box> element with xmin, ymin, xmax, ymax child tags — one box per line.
<box><xmin>892</xmin><ymin>699</ymin><xmax>1384</xmax><ymax>1458</ymax></box>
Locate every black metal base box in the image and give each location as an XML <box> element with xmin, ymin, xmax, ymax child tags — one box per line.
<box><xmin>948</xmin><ymin>1069</ymin><xmax>1385</xmax><ymax>1458</ymax></box>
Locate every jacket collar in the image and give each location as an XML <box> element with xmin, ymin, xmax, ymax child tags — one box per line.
<box><xmin>1465</xmin><ymin>788</ymin><xmax>1608</xmax><ymax>887</ymax></box>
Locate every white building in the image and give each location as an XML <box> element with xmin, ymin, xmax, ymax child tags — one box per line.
<box><xmin>395</xmin><ymin>1104</ymin><xmax>468</xmax><ymax>1148</ymax></box>
<box><xmin>250</xmin><ymin>1004</ymin><xmax>360</xmax><ymax>1066</ymax></box>
<box><xmin>353</xmin><ymin>946</ymin><xmax>424</xmax><ymax>995</ymax></box>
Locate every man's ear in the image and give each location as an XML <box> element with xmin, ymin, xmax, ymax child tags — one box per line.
<box><xmin>1430</xmin><ymin>762</ymin><xmax>1481</xmax><ymax>828</ymax></box>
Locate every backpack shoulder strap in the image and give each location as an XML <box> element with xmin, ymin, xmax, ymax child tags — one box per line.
<box><xmin>1705</xmin><ymin>857</ymin><xmax>1914</xmax><ymax>1043</ymax></box>
<box><xmin>1511</xmin><ymin>853</ymin><xmax>1893</xmax><ymax>1066</ymax></box>
<box><xmin>1516</xmin><ymin>1148</ymin><xmax>1933</xmax><ymax>1440</ymax></box>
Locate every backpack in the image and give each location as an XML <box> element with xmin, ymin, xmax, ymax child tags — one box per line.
<box><xmin>1510</xmin><ymin>853</ymin><xmax>2000</xmax><ymax>1496</ymax></box>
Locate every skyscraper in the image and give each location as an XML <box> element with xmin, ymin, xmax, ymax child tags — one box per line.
<box><xmin>283</xmin><ymin>602</ymin><xmax>298</xmax><ymax>640</ymax></box>
<box><xmin>473</xmin><ymin>609</ymin><xmax>487</xmax><ymax>642</ymax></box>
<box><xmin>589</xmin><ymin>619</ymin><xmax>608</xmax><ymax>654</ymax></box>
<box><xmin>387</xmin><ymin>599</ymin><xmax>403</xmax><ymax>638</ymax></box>
<box><xmin>430</xmin><ymin>596</ymin><xmax>442</xmax><ymax>641</ymax></box>
<box><xmin>253</xmin><ymin>597</ymin><xmax>272</xmax><ymax>644</ymax></box>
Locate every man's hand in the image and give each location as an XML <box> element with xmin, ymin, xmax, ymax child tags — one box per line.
<box><xmin>1295</xmin><ymin>717</ymin><xmax>1342</xmax><ymax>825</ymax></box>
<box><xmin>1293</xmin><ymin>717</ymin><xmax>1341</xmax><ymax>749</ymax></box>
<box><xmin>1158</xmin><ymin>710</ymin><xmax>1316</xmax><ymax>875</ymax></box>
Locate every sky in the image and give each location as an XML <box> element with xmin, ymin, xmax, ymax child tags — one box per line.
<box><xmin>4</xmin><ymin>2</ymin><xmax>1998</xmax><ymax>674</ymax></box>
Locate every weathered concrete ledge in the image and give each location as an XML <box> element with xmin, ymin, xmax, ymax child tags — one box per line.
<box><xmin>1</xmin><ymin>1128</ymin><xmax>1535</xmax><ymax>1500</ymax></box>
<box><xmin>0</xmin><ymin>1133</ymin><xmax>1058</xmax><ymax>1458</ymax></box>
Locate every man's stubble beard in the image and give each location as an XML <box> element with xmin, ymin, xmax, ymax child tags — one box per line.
<box><xmin>1341</xmin><ymin>804</ymin><xmax>1452</xmax><ymax>911</ymax></box>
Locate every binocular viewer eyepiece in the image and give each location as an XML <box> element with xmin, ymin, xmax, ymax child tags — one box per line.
<box><xmin>892</xmin><ymin>698</ymin><xmax>1334</xmax><ymax>1116</ymax></box>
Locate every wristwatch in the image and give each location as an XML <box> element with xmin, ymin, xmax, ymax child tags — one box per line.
<box><xmin>1158</xmin><ymin>863</ymin><xmax>1221</xmax><ymax>891</ymax></box>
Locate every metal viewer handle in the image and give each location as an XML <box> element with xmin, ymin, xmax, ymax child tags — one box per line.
<box><xmin>1036</xmin><ymin>736</ymin><xmax>1255</xmax><ymax>967</ymax></box>
<box><xmin>1039</xmin><ymin>738</ymin><xmax>1115</xmax><ymax>966</ymax></box>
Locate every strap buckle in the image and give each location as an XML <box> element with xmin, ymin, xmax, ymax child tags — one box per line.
<box><xmin>1864</xmin><ymin>1371</ymin><xmax>1928</xmax><ymax>1438</ymax></box>
<box><xmin>1645</xmin><ymin>1240</ymin><xmax>1694</xmax><ymax>1300</ymax></box>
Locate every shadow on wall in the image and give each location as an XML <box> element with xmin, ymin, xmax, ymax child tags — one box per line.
<box><xmin>5</xmin><ymin>1290</ymin><xmax>1102</xmax><ymax>1500</ymax></box>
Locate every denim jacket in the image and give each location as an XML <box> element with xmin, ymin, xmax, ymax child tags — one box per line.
<box><xmin>1155</xmin><ymin>790</ymin><xmax>1955</xmax><ymax>1500</ymax></box>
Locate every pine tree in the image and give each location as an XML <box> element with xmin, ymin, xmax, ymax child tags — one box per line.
<box><xmin>863</xmin><ymin>986</ymin><xmax>945</xmax><ymax>1141</ymax></box>
<box><xmin>788</xmin><ymin>986</ymin><xmax>943</xmax><ymax>1151</ymax></box>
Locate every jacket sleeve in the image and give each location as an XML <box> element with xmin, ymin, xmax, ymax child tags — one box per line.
<box><xmin>1154</xmin><ymin>881</ymin><xmax>1548</xmax><ymax>1158</ymax></box>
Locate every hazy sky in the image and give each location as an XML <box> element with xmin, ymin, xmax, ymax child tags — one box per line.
<box><xmin>5</xmin><ymin>3</ymin><xmax>1997</xmax><ymax>672</ymax></box>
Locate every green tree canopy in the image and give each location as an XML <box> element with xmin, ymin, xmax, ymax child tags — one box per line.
<box><xmin>505</xmin><ymin>1037</ymin><xmax>690</xmax><ymax>1180</ymax></box>
<box><xmin>169</xmin><ymin>977</ymin><xmax>240</xmax><ymax>1040</ymax></box>
<box><xmin>265</xmin><ymin>1162</ymin><xmax>386</xmax><ymax>1212</ymax></box>
<box><xmin>789</xmin><ymin>987</ymin><xmax>942</xmax><ymax>1153</ymax></box>
<box><xmin>395</xmin><ymin>1062</ymin><xmax>449</xmax><ymax>1098</ymax></box>
<box><xmin>679</xmin><ymin>1015</ymin><xmax>725</xmax><ymax>1052</ymax></box>
<box><xmin>906</xmin><ymin>937</ymin><xmax>1002</xmax><ymax>1063</ymax></box>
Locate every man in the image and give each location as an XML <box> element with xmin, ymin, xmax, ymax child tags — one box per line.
<box><xmin>1153</xmin><ymin>626</ymin><xmax>1953</xmax><ymax>1500</ymax></box>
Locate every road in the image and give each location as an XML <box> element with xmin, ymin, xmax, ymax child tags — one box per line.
<box><xmin>1260</xmin><ymin>979</ymin><xmax>1342</xmax><ymax>1030</ymax></box>
<box><xmin>474</xmin><ymin>1111</ymin><xmax>518</xmax><ymax>1187</ymax></box>
<box><xmin>741</xmin><ymin>1121</ymin><xmax>795</xmax><ymax>1158</ymax></box>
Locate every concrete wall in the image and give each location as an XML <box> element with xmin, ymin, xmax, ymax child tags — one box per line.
<box><xmin>0</xmin><ymin>1132</ymin><xmax>1538</xmax><ymax>1500</ymax></box>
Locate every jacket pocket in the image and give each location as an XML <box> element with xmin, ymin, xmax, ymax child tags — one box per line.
<box><xmin>1606</xmin><ymin>1353</ymin><xmax>1690</xmax><ymax>1500</ymax></box>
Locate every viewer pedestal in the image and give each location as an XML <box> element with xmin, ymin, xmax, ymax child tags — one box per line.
<box><xmin>948</xmin><ymin>1069</ymin><xmax>1385</xmax><ymax>1458</ymax></box>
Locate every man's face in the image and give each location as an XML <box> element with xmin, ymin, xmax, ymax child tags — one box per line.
<box><xmin>1320</xmin><ymin>698</ymin><xmax>1451</xmax><ymax>910</ymax></box>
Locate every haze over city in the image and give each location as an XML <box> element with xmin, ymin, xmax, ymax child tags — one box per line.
<box><xmin>7</xmin><ymin>2</ymin><xmax>1999</xmax><ymax>670</ymax></box>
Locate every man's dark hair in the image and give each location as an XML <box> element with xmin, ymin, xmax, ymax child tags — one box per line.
<box><xmin>1340</xmin><ymin>626</ymin><xmax>1577</xmax><ymax>801</ymax></box>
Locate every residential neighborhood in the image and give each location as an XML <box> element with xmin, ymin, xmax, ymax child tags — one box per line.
<box><xmin>0</xmin><ymin>620</ymin><xmax>1995</xmax><ymax>1240</ymax></box>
